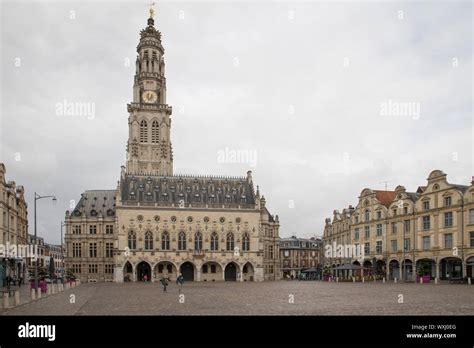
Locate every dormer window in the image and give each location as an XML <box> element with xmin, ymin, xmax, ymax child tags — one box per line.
<box><xmin>423</xmin><ymin>201</ymin><xmax>430</xmax><ymax>211</ymax></box>
<box><xmin>444</xmin><ymin>196</ymin><xmax>452</xmax><ymax>207</ymax></box>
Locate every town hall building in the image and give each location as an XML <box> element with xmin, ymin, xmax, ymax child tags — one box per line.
<box><xmin>64</xmin><ymin>10</ymin><xmax>280</xmax><ymax>283</ymax></box>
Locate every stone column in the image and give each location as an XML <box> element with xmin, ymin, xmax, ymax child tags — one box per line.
<box><xmin>435</xmin><ymin>259</ymin><xmax>440</xmax><ymax>281</ymax></box>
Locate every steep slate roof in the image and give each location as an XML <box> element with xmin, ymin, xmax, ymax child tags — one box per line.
<box><xmin>71</xmin><ymin>190</ymin><xmax>117</xmax><ymax>218</ymax></box>
<box><xmin>121</xmin><ymin>174</ymin><xmax>255</xmax><ymax>208</ymax></box>
<box><xmin>374</xmin><ymin>190</ymin><xmax>397</xmax><ymax>208</ymax></box>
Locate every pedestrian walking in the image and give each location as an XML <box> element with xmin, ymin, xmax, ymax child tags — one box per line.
<box><xmin>176</xmin><ymin>273</ymin><xmax>184</xmax><ymax>292</ymax></box>
<box><xmin>160</xmin><ymin>277</ymin><xmax>168</xmax><ymax>293</ymax></box>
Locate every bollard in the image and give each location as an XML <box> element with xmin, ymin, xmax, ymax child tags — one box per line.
<box><xmin>31</xmin><ymin>288</ymin><xmax>36</xmax><ymax>300</ymax></box>
<box><xmin>37</xmin><ymin>288</ymin><xmax>42</xmax><ymax>299</ymax></box>
<box><xmin>352</xmin><ymin>277</ymin><xmax>355</xmax><ymax>283</ymax></box>
<box><xmin>47</xmin><ymin>285</ymin><xmax>52</xmax><ymax>295</ymax></box>
<box><xmin>374</xmin><ymin>277</ymin><xmax>376</xmax><ymax>283</ymax></box>
<box><xmin>14</xmin><ymin>290</ymin><xmax>20</xmax><ymax>306</ymax></box>
<box><xmin>420</xmin><ymin>277</ymin><xmax>423</xmax><ymax>284</ymax></box>
<box><xmin>71</xmin><ymin>282</ymin><xmax>75</xmax><ymax>288</ymax></box>
<box><xmin>394</xmin><ymin>278</ymin><xmax>398</xmax><ymax>284</ymax></box>
<box><xmin>65</xmin><ymin>283</ymin><xmax>70</xmax><ymax>290</ymax></box>
<box><xmin>383</xmin><ymin>277</ymin><xmax>386</xmax><ymax>284</ymax></box>
<box><xmin>60</xmin><ymin>283</ymin><xmax>64</xmax><ymax>291</ymax></box>
<box><xmin>468</xmin><ymin>277</ymin><xmax>472</xmax><ymax>285</ymax></box>
<box><xmin>362</xmin><ymin>277</ymin><xmax>365</xmax><ymax>283</ymax></box>
<box><xmin>2</xmin><ymin>292</ymin><xmax>9</xmax><ymax>309</ymax></box>
<box><xmin>336</xmin><ymin>277</ymin><xmax>339</xmax><ymax>283</ymax></box>
<box><xmin>52</xmin><ymin>284</ymin><xmax>56</xmax><ymax>294</ymax></box>
<box><xmin>435</xmin><ymin>278</ymin><xmax>438</xmax><ymax>285</ymax></box>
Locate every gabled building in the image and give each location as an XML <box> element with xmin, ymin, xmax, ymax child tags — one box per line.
<box><xmin>323</xmin><ymin>170</ymin><xmax>474</xmax><ymax>281</ymax></box>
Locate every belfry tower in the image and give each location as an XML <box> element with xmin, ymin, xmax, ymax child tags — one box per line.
<box><xmin>125</xmin><ymin>9</ymin><xmax>173</xmax><ymax>176</ymax></box>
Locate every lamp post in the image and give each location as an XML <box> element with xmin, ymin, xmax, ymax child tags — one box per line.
<box><xmin>34</xmin><ymin>192</ymin><xmax>57</xmax><ymax>290</ymax></box>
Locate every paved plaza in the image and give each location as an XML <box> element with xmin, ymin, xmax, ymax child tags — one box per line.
<box><xmin>1</xmin><ymin>281</ymin><xmax>473</xmax><ymax>315</ymax></box>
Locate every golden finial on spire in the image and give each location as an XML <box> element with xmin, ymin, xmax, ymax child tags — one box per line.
<box><xmin>148</xmin><ymin>2</ymin><xmax>156</xmax><ymax>18</ymax></box>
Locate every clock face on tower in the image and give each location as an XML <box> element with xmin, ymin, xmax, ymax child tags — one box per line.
<box><xmin>142</xmin><ymin>90</ymin><xmax>158</xmax><ymax>104</ymax></box>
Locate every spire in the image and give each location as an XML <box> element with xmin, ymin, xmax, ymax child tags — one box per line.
<box><xmin>148</xmin><ymin>2</ymin><xmax>156</xmax><ymax>26</ymax></box>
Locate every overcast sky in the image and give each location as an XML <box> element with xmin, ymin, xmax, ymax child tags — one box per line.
<box><xmin>1</xmin><ymin>0</ymin><xmax>472</xmax><ymax>244</ymax></box>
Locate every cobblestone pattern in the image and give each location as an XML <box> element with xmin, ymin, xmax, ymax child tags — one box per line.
<box><xmin>1</xmin><ymin>281</ymin><xmax>473</xmax><ymax>315</ymax></box>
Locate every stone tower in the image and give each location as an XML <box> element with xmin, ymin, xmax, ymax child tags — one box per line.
<box><xmin>125</xmin><ymin>14</ymin><xmax>173</xmax><ymax>176</ymax></box>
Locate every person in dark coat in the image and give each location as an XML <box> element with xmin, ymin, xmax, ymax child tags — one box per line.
<box><xmin>160</xmin><ymin>277</ymin><xmax>168</xmax><ymax>293</ymax></box>
<box><xmin>176</xmin><ymin>273</ymin><xmax>184</xmax><ymax>292</ymax></box>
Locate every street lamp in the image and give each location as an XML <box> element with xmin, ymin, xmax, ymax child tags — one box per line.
<box><xmin>34</xmin><ymin>192</ymin><xmax>57</xmax><ymax>291</ymax></box>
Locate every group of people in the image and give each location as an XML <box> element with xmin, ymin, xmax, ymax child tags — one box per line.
<box><xmin>160</xmin><ymin>273</ymin><xmax>184</xmax><ymax>293</ymax></box>
<box><xmin>140</xmin><ymin>272</ymin><xmax>185</xmax><ymax>293</ymax></box>
<box><xmin>3</xmin><ymin>275</ymin><xmax>23</xmax><ymax>289</ymax></box>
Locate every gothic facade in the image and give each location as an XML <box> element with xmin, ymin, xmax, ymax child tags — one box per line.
<box><xmin>64</xmin><ymin>14</ymin><xmax>280</xmax><ymax>283</ymax></box>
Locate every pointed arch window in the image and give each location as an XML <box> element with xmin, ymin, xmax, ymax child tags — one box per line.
<box><xmin>145</xmin><ymin>231</ymin><xmax>153</xmax><ymax>250</ymax></box>
<box><xmin>210</xmin><ymin>232</ymin><xmax>219</xmax><ymax>251</ymax></box>
<box><xmin>178</xmin><ymin>231</ymin><xmax>186</xmax><ymax>251</ymax></box>
<box><xmin>151</xmin><ymin>120</ymin><xmax>160</xmax><ymax>144</ymax></box>
<box><xmin>140</xmin><ymin>120</ymin><xmax>148</xmax><ymax>143</ymax></box>
<box><xmin>161</xmin><ymin>232</ymin><xmax>170</xmax><ymax>250</ymax></box>
<box><xmin>194</xmin><ymin>232</ymin><xmax>203</xmax><ymax>251</ymax></box>
<box><xmin>128</xmin><ymin>230</ymin><xmax>137</xmax><ymax>250</ymax></box>
<box><xmin>226</xmin><ymin>232</ymin><xmax>234</xmax><ymax>251</ymax></box>
<box><xmin>242</xmin><ymin>233</ymin><xmax>250</xmax><ymax>251</ymax></box>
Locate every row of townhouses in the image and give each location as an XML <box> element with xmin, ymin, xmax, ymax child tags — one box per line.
<box><xmin>323</xmin><ymin>170</ymin><xmax>474</xmax><ymax>281</ymax></box>
<box><xmin>0</xmin><ymin>163</ymin><xmax>64</xmax><ymax>287</ymax></box>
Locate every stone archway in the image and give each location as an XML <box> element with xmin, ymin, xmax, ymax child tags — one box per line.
<box><xmin>352</xmin><ymin>261</ymin><xmax>362</xmax><ymax>277</ymax></box>
<box><xmin>363</xmin><ymin>260</ymin><xmax>373</xmax><ymax>276</ymax></box>
<box><xmin>123</xmin><ymin>261</ymin><xmax>133</xmax><ymax>282</ymax></box>
<box><xmin>242</xmin><ymin>262</ymin><xmax>254</xmax><ymax>281</ymax></box>
<box><xmin>440</xmin><ymin>257</ymin><xmax>462</xmax><ymax>279</ymax></box>
<box><xmin>467</xmin><ymin>256</ymin><xmax>474</xmax><ymax>279</ymax></box>
<box><xmin>402</xmin><ymin>259</ymin><xmax>413</xmax><ymax>281</ymax></box>
<box><xmin>180</xmin><ymin>261</ymin><xmax>195</xmax><ymax>281</ymax></box>
<box><xmin>416</xmin><ymin>258</ymin><xmax>435</xmax><ymax>280</ymax></box>
<box><xmin>224</xmin><ymin>262</ymin><xmax>239</xmax><ymax>281</ymax></box>
<box><xmin>389</xmin><ymin>260</ymin><xmax>400</xmax><ymax>280</ymax></box>
<box><xmin>136</xmin><ymin>261</ymin><xmax>151</xmax><ymax>282</ymax></box>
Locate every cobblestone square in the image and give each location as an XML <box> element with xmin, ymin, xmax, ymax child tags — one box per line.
<box><xmin>1</xmin><ymin>281</ymin><xmax>473</xmax><ymax>315</ymax></box>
